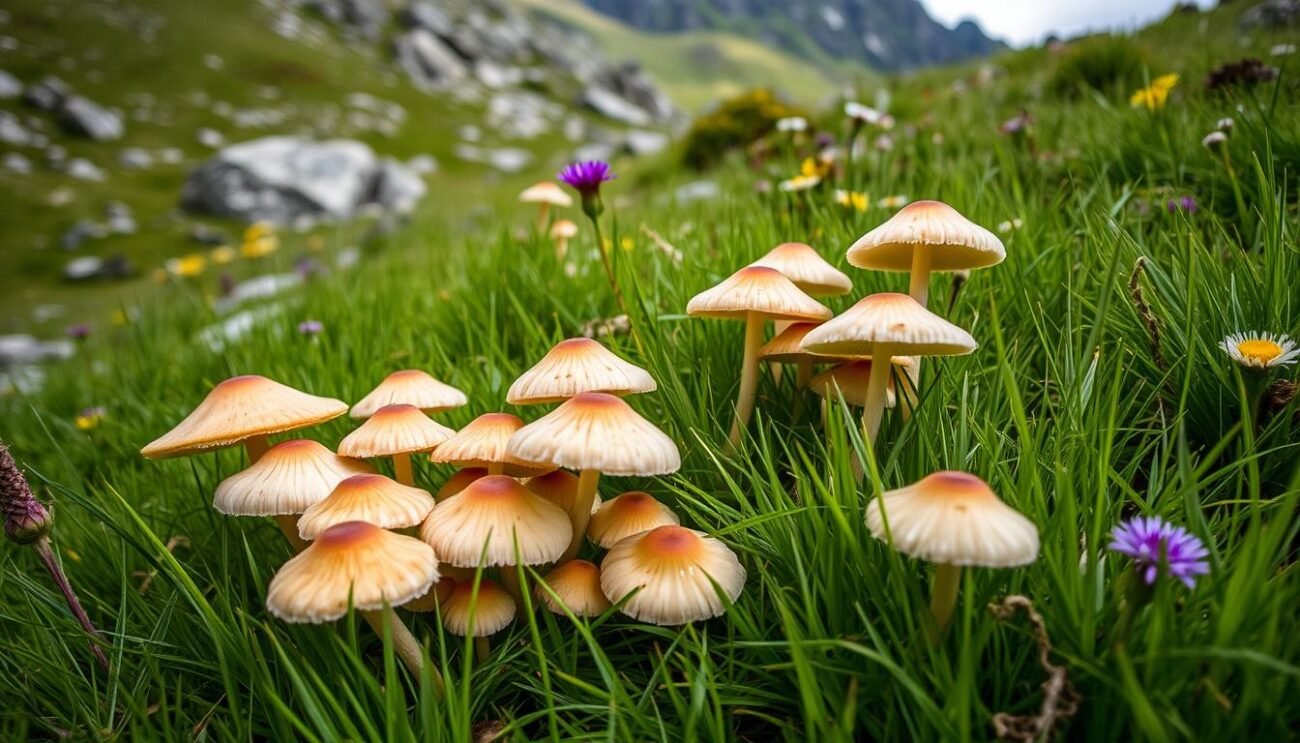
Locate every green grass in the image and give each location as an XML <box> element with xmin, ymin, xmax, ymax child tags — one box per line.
<box><xmin>2</xmin><ymin>3</ymin><xmax>1299</xmax><ymax>740</ymax></box>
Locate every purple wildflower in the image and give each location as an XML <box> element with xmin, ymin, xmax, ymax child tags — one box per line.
<box><xmin>1109</xmin><ymin>515</ymin><xmax>1209</xmax><ymax>588</ymax></box>
<box><xmin>297</xmin><ymin>319</ymin><xmax>324</xmax><ymax>336</ymax></box>
<box><xmin>557</xmin><ymin>160</ymin><xmax>615</xmax><ymax>196</ymax></box>
<box><xmin>1167</xmin><ymin>195</ymin><xmax>1198</xmax><ymax>214</ymax></box>
<box><xmin>66</xmin><ymin>324</ymin><xmax>91</xmax><ymax>340</ymax></box>
<box><xmin>814</xmin><ymin>132</ymin><xmax>836</xmax><ymax>149</ymax></box>
<box><xmin>1000</xmin><ymin>110</ymin><xmax>1032</xmax><ymax>136</ymax></box>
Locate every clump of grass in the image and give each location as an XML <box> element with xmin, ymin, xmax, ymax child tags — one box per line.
<box><xmin>1047</xmin><ymin>35</ymin><xmax>1149</xmax><ymax>99</ymax></box>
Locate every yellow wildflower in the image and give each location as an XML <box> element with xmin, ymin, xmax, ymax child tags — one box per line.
<box><xmin>780</xmin><ymin>174</ymin><xmax>821</xmax><ymax>192</ymax></box>
<box><xmin>620</xmin><ymin>236</ymin><xmax>634</xmax><ymax>252</ymax></box>
<box><xmin>166</xmin><ymin>253</ymin><xmax>207</xmax><ymax>278</ymax></box>
<box><xmin>241</xmin><ymin>235</ymin><xmax>279</xmax><ymax>259</ymax></box>
<box><xmin>1130</xmin><ymin>73</ymin><xmax>1179</xmax><ymax>110</ymax></box>
<box><xmin>209</xmin><ymin>245</ymin><xmax>236</xmax><ymax>265</ymax></box>
<box><xmin>75</xmin><ymin>407</ymin><xmax>106</xmax><ymax>431</ymax></box>
<box><xmin>834</xmin><ymin>189</ymin><xmax>869</xmax><ymax>212</ymax></box>
<box><xmin>243</xmin><ymin>221</ymin><xmax>275</xmax><ymax>243</ymax></box>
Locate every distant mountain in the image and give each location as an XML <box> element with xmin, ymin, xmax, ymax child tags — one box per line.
<box><xmin>578</xmin><ymin>0</ymin><xmax>1002</xmax><ymax>71</ymax></box>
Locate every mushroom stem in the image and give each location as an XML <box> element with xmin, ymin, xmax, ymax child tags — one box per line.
<box><xmin>562</xmin><ymin>469</ymin><xmax>601</xmax><ymax>562</ymax></box>
<box><xmin>500</xmin><ymin>567</ymin><xmax>526</xmax><ymax>618</ymax></box>
<box><xmin>930</xmin><ymin>563</ymin><xmax>962</xmax><ymax>635</ymax></box>
<box><xmin>908</xmin><ymin>243</ymin><xmax>933</xmax><ymax>307</ymax></box>
<box><xmin>393</xmin><ymin>453</ymin><xmax>414</xmax><ymax>486</ymax></box>
<box><xmin>244</xmin><ymin>435</ymin><xmax>270</xmax><ymax>464</ymax></box>
<box><xmin>475</xmin><ymin>636</ymin><xmax>491</xmax><ymax>662</ymax></box>
<box><xmin>487</xmin><ymin>462</ymin><xmax>504</xmax><ymax>476</ymax></box>
<box><xmin>273</xmin><ymin>514</ymin><xmax>309</xmax><ymax>552</ymax></box>
<box><xmin>728</xmin><ymin>313</ymin><xmax>764</xmax><ymax>448</ymax></box>
<box><xmin>861</xmin><ymin>346</ymin><xmax>896</xmax><ymax>446</ymax></box>
<box><xmin>554</xmin><ymin>236</ymin><xmax>568</xmax><ymax>261</ymax></box>
<box><xmin>795</xmin><ymin>358</ymin><xmax>814</xmax><ymax>389</ymax></box>
<box><xmin>360</xmin><ymin>607</ymin><xmax>444</xmax><ymax>693</ymax></box>
<box><xmin>536</xmin><ymin>203</ymin><xmax>549</xmax><ymax>232</ymax></box>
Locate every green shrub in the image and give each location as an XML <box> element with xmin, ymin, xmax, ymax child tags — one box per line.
<box><xmin>1047</xmin><ymin>35</ymin><xmax>1149</xmax><ymax>98</ymax></box>
<box><xmin>681</xmin><ymin>89</ymin><xmax>809</xmax><ymax>170</ymax></box>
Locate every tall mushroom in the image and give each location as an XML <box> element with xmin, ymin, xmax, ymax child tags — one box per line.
<box><xmin>587</xmin><ymin>491</ymin><xmax>680</xmax><ymax>549</ymax></box>
<box><xmin>866</xmin><ymin>471</ymin><xmax>1038</xmax><ymax>633</ymax></box>
<box><xmin>801</xmin><ymin>293</ymin><xmax>975</xmax><ymax>445</ymax></box>
<box><xmin>519</xmin><ymin>181</ymin><xmax>573</xmax><ymax>231</ymax></box>
<box><xmin>687</xmin><ymin>266</ymin><xmax>831</xmax><ymax>447</ymax></box>
<box><xmin>338</xmin><ymin>404</ymin><xmax>456</xmax><ymax>486</ymax></box>
<box><xmin>430</xmin><ymin>413</ymin><xmax>553</xmax><ymax>477</ymax></box>
<box><xmin>750</xmin><ymin>242</ymin><xmax>853</xmax><ymax>299</ymax></box>
<box><xmin>141</xmin><ymin>375</ymin><xmax>347</xmax><ymax>463</ymax></box>
<box><xmin>507</xmin><ymin>392</ymin><xmax>681</xmax><ymax>562</ymax></box>
<box><xmin>507</xmin><ymin>338</ymin><xmax>656</xmax><ymax>405</ymax></box>
<box><xmin>600</xmin><ymin>525</ymin><xmax>746</xmax><ymax>625</ymax></box>
<box><xmin>350</xmin><ymin>370</ymin><xmax>467</xmax><ymax>420</ymax></box>
<box><xmin>297</xmin><ymin>473</ymin><xmax>436</xmax><ymax>540</ymax></box>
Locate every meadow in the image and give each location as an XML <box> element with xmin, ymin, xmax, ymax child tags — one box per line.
<box><xmin>2</xmin><ymin>7</ymin><xmax>1299</xmax><ymax>741</ymax></box>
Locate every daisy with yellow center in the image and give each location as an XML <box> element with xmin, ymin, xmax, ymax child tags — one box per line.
<box><xmin>779</xmin><ymin>174</ymin><xmax>822</xmax><ymax>192</ymax></box>
<box><xmin>1219</xmin><ymin>332</ymin><xmax>1299</xmax><ymax>370</ymax></box>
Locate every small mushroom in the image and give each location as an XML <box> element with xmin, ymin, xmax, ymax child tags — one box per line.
<box><xmin>437</xmin><ymin>467</ymin><xmax>488</xmax><ymax>500</ymax></box>
<box><xmin>758</xmin><ymin>321</ymin><xmax>852</xmax><ymax>389</ymax></box>
<box><xmin>338</xmin><ymin>404</ymin><xmax>456</xmax><ymax>486</ymax></box>
<box><xmin>587</xmin><ymin>491</ymin><xmax>680</xmax><ymax>549</ymax></box>
<box><xmin>507</xmin><ymin>392</ymin><xmax>681</xmax><ymax>561</ymax></box>
<box><xmin>507</xmin><ymin>338</ymin><xmax>656</xmax><ymax>405</ymax></box>
<box><xmin>866</xmin><ymin>471</ymin><xmax>1038</xmax><ymax>633</ymax></box>
<box><xmin>537</xmin><ymin>560</ymin><xmax>612</xmax><ymax>618</ymax></box>
<box><xmin>519</xmin><ymin>181</ymin><xmax>573</xmax><ymax>230</ymax></box>
<box><xmin>141</xmin><ymin>375</ymin><xmax>347</xmax><ymax>463</ymax></box>
<box><xmin>524</xmin><ymin>470</ymin><xmax>603</xmax><ymax>515</ymax></box>
<box><xmin>350</xmin><ymin>370</ymin><xmax>468</xmax><ymax>420</ymax></box>
<box><xmin>750</xmin><ymin>242</ymin><xmax>853</xmax><ymax>297</ymax></box>
<box><xmin>600</xmin><ymin>525</ymin><xmax>745</xmax><ymax>625</ymax></box>
<box><xmin>297</xmin><ymin>473</ymin><xmax>435</xmax><ymax>540</ymax></box>
<box><xmin>687</xmin><ymin>266</ymin><xmax>831</xmax><ymax>447</ymax></box>
<box><xmin>430</xmin><ymin>413</ymin><xmax>553</xmax><ymax>477</ymax></box>
<box><xmin>440</xmin><ymin>578</ymin><xmax>516</xmax><ymax>660</ymax></box>
<box><xmin>808</xmin><ymin>359</ymin><xmax>916</xmax><ymax>410</ymax></box>
<box><xmin>549</xmin><ymin>219</ymin><xmax>579</xmax><ymax>260</ymax></box>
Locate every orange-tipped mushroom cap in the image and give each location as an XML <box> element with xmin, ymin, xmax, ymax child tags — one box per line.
<box><xmin>338</xmin><ymin>404</ymin><xmax>456</xmax><ymax>459</ymax></box>
<box><xmin>866</xmin><ymin>471</ymin><xmax>1039</xmax><ymax>567</ymax></box>
<box><xmin>507</xmin><ymin>393</ymin><xmax>681</xmax><ymax>477</ymax></box>
<box><xmin>350</xmin><ymin>370</ymin><xmax>468</xmax><ymax>419</ymax></box>
<box><xmin>213</xmin><ymin>439</ymin><xmax>375</xmax><ymax>517</ymax></box>
<box><xmin>401</xmin><ymin>578</ymin><xmax>456</xmax><ymax>613</ymax></box>
<box><xmin>537</xmin><ymin>560</ymin><xmax>612</xmax><ymax>617</ymax></box>
<box><xmin>808</xmin><ymin>359</ymin><xmax>915</xmax><ymax>408</ymax></box>
<box><xmin>440</xmin><ymin>579</ymin><xmax>516</xmax><ymax>636</ymax></box>
<box><xmin>519</xmin><ymin>181</ymin><xmax>573</xmax><ymax>208</ymax></box>
<box><xmin>846</xmin><ymin>200</ymin><xmax>1004</xmax><ymax>272</ymax></box>
<box><xmin>600</xmin><ymin>525</ymin><xmax>745</xmax><ymax>625</ymax></box>
<box><xmin>758</xmin><ymin>322</ymin><xmax>851</xmax><ymax>364</ymax></box>
<box><xmin>525</xmin><ymin>470</ymin><xmax>602</xmax><ymax>515</ymax></box>
<box><xmin>429</xmin><ymin>413</ymin><xmax>552</xmax><ymax>476</ymax></box>
<box><xmin>297</xmin><ymin>473</ymin><xmax>436</xmax><ymax>540</ymax></box>
<box><xmin>266</xmin><ymin>521</ymin><xmax>439</xmax><ymax>623</ymax></box>
<box><xmin>686</xmin><ymin>266</ymin><xmax>832</xmax><ymax>322</ymax></box>
<box><xmin>800</xmin><ymin>293</ymin><xmax>977</xmax><ymax>358</ymax></box>
<box><xmin>506</xmin><ymin>338</ymin><xmax>657</xmax><ymax>405</ymax></box>
<box><xmin>587</xmin><ymin>491</ymin><xmax>680</xmax><ymax>548</ymax></box>
<box><xmin>750</xmin><ymin>242</ymin><xmax>852</xmax><ymax>296</ymax></box>
<box><xmin>420</xmin><ymin>475</ymin><xmax>572</xmax><ymax>567</ymax></box>
<box><xmin>437</xmin><ymin>467</ymin><xmax>489</xmax><ymax>500</ymax></box>
<box><xmin>550</xmin><ymin>219</ymin><xmax>578</xmax><ymax>239</ymax></box>
<box><xmin>142</xmin><ymin>375</ymin><xmax>347</xmax><ymax>459</ymax></box>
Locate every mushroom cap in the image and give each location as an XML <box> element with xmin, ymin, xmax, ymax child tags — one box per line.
<box><xmin>419</xmin><ymin>475</ymin><xmax>572</xmax><ymax>567</ymax></box>
<box><xmin>519</xmin><ymin>181</ymin><xmax>573</xmax><ymax>208</ymax></box>
<box><xmin>525</xmin><ymin>470</ymin><xmax>603</xmax><ymax>515</ymax></box>
<box><xmin>401</xmin><ymin>578</ymin><xmax>456</xmax><ymax>613</ymax></box>
<box><xmin>588</xmin><ymin>491</ymin><xmax>680</xmax><ymax>548</ymax></box>
<box><xmin>506</xmin><ymin>392</ymin><xmax>681</xmax><ymax>477</ymax></box>
<box><xmin>808</xmin><ymin>359</ymin><xmax>915</xmax><ymax>408</ymax></box>
<box><xmin>141</xmin><ymin>375</ymin><xmax>348</xmax><ymax>459</ymax></box>
<box><xmin>297</xmin><ymin>473</ymin><xmax>436</xmax><ymax>540</ymax></box>
<box><xmin>550</xmin><ymin>219</ymin><xmax>579</xmax><ymax>239</ymax></box>
<box><xmin>758</xmin><ymin>322</ymin><xmax>852</xmax><ymax>364</ymax></box>
<box><xmin>749</xmin><ymin>242</ymin><xmax>853</xmax><ymax>296</ymax></box>
<box><xmin>846</xmin><ymin>200</ymin><xmax>1005</xmax><ymax>272</ymax></box>
<box><xmin>429</xmin><ymin>413</ymin><xmax>551</xmax><ymax>476</ymax></box>
<box><xmin>349</xmin><ymin>369</ymin><xmax>468</xmax><ymax>419</ymax></box>
<box><xmin>600</xmin><ymin>526</ymin><xmax>746</xmax><ymax>625</ymax></box>
<box><xmin>801</xmin><ymin>293</ymin><xmax>977</xmax><ymax>358</ymax></box>
<box><xmin>440</xmin><ymin>579</ymin><xmax>516</xmax><ymax>636</ymax></box>
<box><xmin>506</xmin><ymin>338</ymin><xmax>657</xmax><ymax>405</ymax></box>
<box><xmin>266</xmin><ymin>521</ymin><xmax>439</xmax><ymax>623</ymax></box>
<box><xmin>686</xmin><ymin>266</ymin><xmax>832</xmax><ymax>322</ymax></box>
<box><xmin>437</xmin><ymin>467</ymin><xmax>488</xmax><ymax>500</ymax></box>
<box><xmin>538</xmin><ymin>560</ymin><xmax>612</xmax><ymax>617</ymax></box>
<box><xmin>338</xmin><ymin>404</ymin><xmax>457</xmax><ymax>459</ymax></box>
<box><xmin>213</xmin><ymin>439</ymin><xmax>375</xmax><ymax>517</ymax></box>
<box><xmin>866</xmin><ymin>471</ymin><xmax>1039</xmax><ymax>567</ymax></box>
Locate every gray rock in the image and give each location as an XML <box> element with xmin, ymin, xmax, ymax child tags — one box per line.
<box><xmin>65</xmin><ymin>158</ymin><xmax>106</xmax><ymax>182</ymax></box>
<box><xmin>0</xmin><ymin>335</ymin><xmax>74</xmax><ymax>366</ymax></box>
<box><xmin>3</xmin><ymin>152</ymin><xmax>30</xmax><ymax>173</ymax></box>
<box><xmin>0</xmin><ymin>111</ymin><xmax>31</xmax><ymax>146</ymax></box>
<box><xmin>675</xmin><ymin>180</ymin><xmax>720</xmax><ymax>203</ymax></box>
<box><xmin>190</xmin><ymin>224</ymin><xmax>229</xmax><ymax>245</ymax></box>
<box><xmin>45</xmin><ymin>145</ymin><xmax>67</xmax><ymax>169</ymax></box>
<box><xmin>60</xmin><ymin>95</ymin><xmax>125</xmax><ymax>141</ymax></box>
<box><xmin>63</xmin><ymin>255</ymin><xmax>105</xmax><ymax>280</ymax></box>
<box><xmin>309</xmin><ymin>0</ymin><xmax>389</xmax><ymax>39</ymax></box>
<box><xmin>601</xmin><ymin>62</ymin><xmax>675</xmax><ymax>123</ymax></box>
<box><xmin>573</xmin><ymin>142</ymin><xmax>616</xmax><ymax>162</ymax></box>
<box><xmin>369</xmin><ymin>158</ymin><xmax>426</xmax><ymax>213</ymax></box>
<box><xmin>61</xmin><ymin>220</ymin><xmax>106</xmax><ymax>250</ymax></box>
<box><xmin>623</xmin><ymin>129</ymin><xmax>669</xmax><ymax>157</ymax></box>
<box><xmin>197</xmin><ymin>127</ymin><xmax>224</xmax><ymax>148</ymax></box>
<box><xmin>0</xmin><ymin>70</ymin><xmax>20</xmax><ymax>99</ymax></box>
<box><xmin>399</xmin><ymin>1</ymin><xmax>453</xmax><ymax>36</ymax></box>
<box><xmin>581</xmin><ymin>87</ymin><xmax>651</xmax><ymax>127</ymax></box>
<box><xmin>157</xmin><ymin>147</ymin><xmax>184</xmax><ymax>164</ymax></box>
<box><xmin>393</xmin><ymin>30</ymin><xmax>467</xmax><ymax>90</ymax></box>
<box><xmin>105</xmin><ymin>202</ymin><xmax>136</xmax><ymax>234</ymax></box>
<box><xmin>118</xmin><ymin>147</ymin><xmax>153</xmax><ymax>169</ymax></box>
<box><xmin>407</xmin><ymin>154</ymin><xmax>438</xmax><ymax>175</ymax></box>
<box><xmin>487</xmin><ymin>91</ymin><xmax>558</xmax><ymax>139</ymax></box>
<box><xmin>1241</xmin><ymin>0</ymin><xmax>1300</xmax><ymax>28</ymax></box>
<box><xmin>23</xmin><ymin>76</ymin><xmax>69</xmax><ymax>111</ymax></box>
<box><xmin>453</xmin><ymin>143</ymin><xmax>533</xmax><ymax>173</ymax></box>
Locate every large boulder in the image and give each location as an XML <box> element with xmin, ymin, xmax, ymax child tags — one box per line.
<box><xmin>393</xmin><ymin>30</ymin><xmax>467</xmax><ymax>90</ymax></box>
<box><xmin>59</xmin><ymin>95</ymin><xmax>125</xmax><ymax>141</ymax></box>
<box><xmin>369</xmin><ymin>158</ymin><xmax>426</xmax><ymax>214</ymax></box>
<box><xmin>0</xmin><ymin>70</ymin><xmax>21</xmax><ymax>99</ymax></box>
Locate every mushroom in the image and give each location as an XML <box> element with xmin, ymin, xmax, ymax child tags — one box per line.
<box><xmin>419</xmin><ymin>475</ymin><xmax>571</xmax><ymax>608</ymax></box>
<box><xmin>213</xmin><ymin>439</ymin><xmax>374</xmax><ymax>550</ymax></box>
<box><xmin>587</xmin><ymin>491</ymin><xmax>680</xmax><ymax>549</ymax></box>
<box><xmin>801</xmin><ymin>293</ymin><xmax>975</xmax><ymax>445</ymax></box>
<box><xmin>687</xmin><ymin>266</ymin><xmax>831</xmax><ymax>447</ymax></box>
<box><xmin>265</xmin><ymin>521</ymin><xmax>441</xmax><ymax>680</ymax></box>
<box><xmin>750</xmin><ymin>242</ymin><xmax>853</xmax><ymax>298</ymax></box>
<box><xmin>758</xmin><ymin>321</ymin><xmax>851</xmax><ymax>389</ymax></box>
<box><xmin>429</xmin><ymin>413</ymin><xmax>553</xmax><ymax>477</ymax></box>
<box><xmin>524</xmin><ymin>470</ymin><xmax>603</xmax><ymax>515</ymax></box>
<box><xmin>401</xmin><ymin>579</ymin><xmax>456</xmax><ymax>614</ymax></box>
<box><xmin>506</xmin><ymin>338</ymin><xmax>656</xmax><ymax>405</ymax></box>
<box><xmin>537</xmin><ymin>560</ymin><xmax>612</xmax><ymax>617</ymax></box>
<box><xmin>599</xmin><ymin>525</ymin><xmax>745</xmax><ymax>625</ymax></box>
<box><xmin>350</xmin><ymin>369</ymin><xmax>468</xmax><ymax>420</ymax></box>
<box><xmin>338</xmin><ymin>404</ymin><xmax>456</xmax><ymax>486</ymax></box>
<box><xmin>141</xmin><ymin>375</ymin><xmax>347</xmax><ymax>463</ymax></box>
<box><xmin>297</xmin><ymin>473</ymin><xmax>436</xmax><ymax>540</ymax></box>
<box><xmin>846</xmin><ymin>200</ymin><xmax>1003</xmax><ymax>308</ymax></box>
<box><xmin>507</xmin><ymin>392</ymin><xmax>681</xmax><ymax>561</ymax></box>
<box><xmin>549</xmin><ymin>219</ymin><xmax>579</xmax><ymax>260</ymax></box>
<box><xmin>866</xmin><ymin>471</ymin><xmax>1038</xmax><ymax>633</ymax></box>
<box><xmin>439</xmin><ymin>578</ymin><xmax>516</xmax><ymax>660</ymax></box>
<box><xmin>519</xmin><ymin>181</ymin><xmax>573</xmax><ymax>230</ymax></box>
<box><xmin>808</xmin><ymin>359</ymin><xmax>918</xmax><ymax>409</ymax></box>
<box><xmin>437</xmin><ymin>467</ymin><xmax>488</xmax><ymax>500</ymax></box>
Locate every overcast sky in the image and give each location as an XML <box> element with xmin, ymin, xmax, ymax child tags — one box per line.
<box><xmin>922</xmin><ymin>0</ymin><xmax>1217</xmax><ymax>46</ymax></box>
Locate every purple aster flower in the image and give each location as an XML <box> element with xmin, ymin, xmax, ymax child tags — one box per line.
<box><xmin>1166</xmin><ymin>195</ymin><xmax>1198</xmax><ymax>214</ymax></box>
<box><xmin>297</xmin><ymin>319</ymin><xmax>324</xmax><ymax>336</ymax></box>
<box><xmin>1109</xmin><ymin>515</ymin><xmax>1209</xmax><ymax>588</ymax></box>
<box><xmin>66</xmin><ymin>324</ymin><xmax>91</xmax><ymax>340</ymax></box>
<box><xmin>557</xmin><ymin>160</ymin><xmax>616</xmax><ymax>197</ymax></box>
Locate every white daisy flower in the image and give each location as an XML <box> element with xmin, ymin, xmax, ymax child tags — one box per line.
<box><xmin>1202</xmin><ymin>131</ymin><xmax>1228</xmax><ymax>150</ymax></box>
<box><xmin>775</xmin><ymin>116</ymin><xmax>808</xmax><ymax>133</ymax></box>
<box><xmin>1219</xmin><ymin>332</ymin><xmax>1300</xmax><ymax>370</ymax></box>
<box><xmin>779</xmin><ymin>174</ymin><xmax>821</xmax><ymax>192</ymax></box>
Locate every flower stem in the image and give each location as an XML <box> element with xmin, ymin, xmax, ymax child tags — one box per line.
<box><xmin>34</xmin><ymin>537</ymin><xmax>110</xmax><ymax>672</ymax></box>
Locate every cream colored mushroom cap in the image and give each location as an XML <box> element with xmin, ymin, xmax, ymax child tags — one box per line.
<box><xmin>750</xmin><ymin>242</ymin><xmax>853</xmax><ymax>296</ymax></box>
<box><xmin>550</xmin><ymin>219</ymin><xmax>579</xmax><ymax>239</ymax></box>
<box><xmin>429</xmin><ymin>413</ymin><xmax>534</xmax><ymax>472</ymax></box>
<box><xmin>506</xmin><ymin>392</ymin><xmax>681</xmax><ymax>476</ymax></box>
<box><xmin>525</xmin><ymin>470</ymin><xmax>603</xmax><ymax>515</ymax></box>
<box><xmin>866</xmin><ymin>471</ymin><xmax>1039</xmax><ymax>567</ymax></box>
<box><xmin>800</xmin><ymin>293</ymin><xmax>977</xmax><ymax>357</ymax></box>
<box><xmin>538</xmin><ymin>560</ymin><xmax>612</xmax><ymax>617</ymax></box>
<box><xmin>809</xmin><ymin>362</ymin><xmax>896</xmax><ymax>408</ymax></box>
<box><xmin>519</xmin><ymin>181</ymin><xmax>573</xmax><ymax>208</ymax></box>
<box><xmin>686</xmin><ymin>266</ymin><xmax>832</xmax><ymax>322</ymax></box>
<box><xmin>266</xmin><ymin>521</ymin><xmax>439</xmax><ymax>623</ymax></box>
<box><xmin>588</xmin><ymin>491</ymin><xmax>680</xmax><ymax>548</ymax></box>
<box><xmin>846</xmin><ymin>200</ymin><xmax>1005</xmax><ymax>272</ymax></box>
<box><xmin>337</xmin><ymin>404</ymin><xmax>457</xmax><ymax>459</ymax></box>
<box><xmin>440</xmin><ymin>579</ymin><xmax>516</xmax><ymax>636</ymax></box>
<box><xmin>758</xmin><ymin>322</ymin><xmax>850</xmax><ymax>364</ymax></box>
<box><xmin>600</xmin><ymin>526</ymin><xmax>746</xmax><ymax>626</ymax></box>
<box><xmin>506</xmin><ymin>338</ymin><xmax>657</xmax><ymax>405</ymax></box>
<box><xmin>142</xmin><ymin>375</ymin><xmax>348</xmax><ymax>459</ymax></box>
<box><xmin>213</xmin><ymin>439</ymin><xmax>375</xmax><ymax>517</ymax></box>
<box><xmin>297</xmin><ymin>473</ymin><xmax>436</xmax><ymax>539</ymax></box>
<box><xmin>437</xmin><ymin>467</ymin><xmax>489</xmax><ymax>500</ymax></box>
<box><xmin>419</xmin><ymin>475</ymin><xmax>572</xmax><ymax>567</ymax></box>
<box><xmin>349</xmin><ymin>369</ymin><xmax>468</xmax><ymax>419</ymax></box>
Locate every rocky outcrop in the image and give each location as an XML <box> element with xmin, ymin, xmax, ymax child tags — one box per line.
<box><xmin>59</xmin><ymin>96</ymin><xmax>125</xmax><ymax>141</ymax></box>
<box><xmin>1240</xmin><ymin>0</ymin><xmax>1300</xmax><ymax>28</ymax></box>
